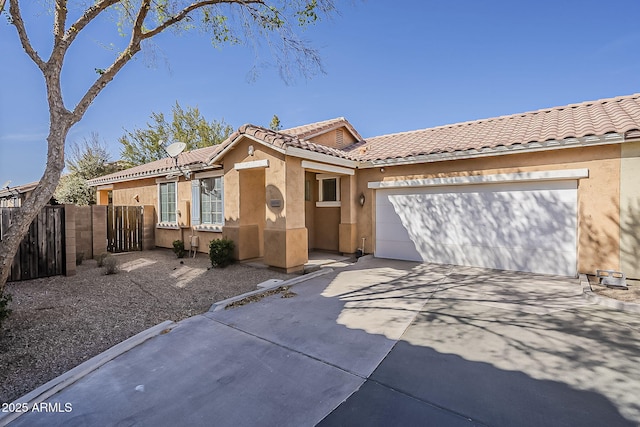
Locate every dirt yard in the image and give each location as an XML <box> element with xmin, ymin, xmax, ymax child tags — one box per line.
<box><xmin>0</xmin><ymin>249</ymin><xmax>291</xmax><ymax>404</ymax></box>
<box><xmin>588</xmin><ymin>275</ymin><xmax>640</xmax><ymax>304</ymax></box>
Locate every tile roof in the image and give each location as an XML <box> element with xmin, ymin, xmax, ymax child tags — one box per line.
<box><xmin>353</xmin><ymin>93</ymin><xmax>640</xmax><ymax>161</ymax></box>
<box><xmin>88</xmin><ymin>145</ymin><xmax>222</xmax><ymax>185</ymax></box>
<box><xmin>282</xmin><ymin>117</ymin><xmax>363</xmax><ymax>141</ymax></box>
<box><xmin>206</xmin><ymin>123</ymin><xmax>360</xmax><ymax>164</ymax></box>
<box><xmin>90</xmin><ymin>93</ymin><xmax>640</xmax><ymax>185</ymax></box>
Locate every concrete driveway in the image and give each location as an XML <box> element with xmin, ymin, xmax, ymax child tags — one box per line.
<box><xmin>4</xmin><ymin>257</ymin><xmax>640</xmax><ymax>426</ymax></box>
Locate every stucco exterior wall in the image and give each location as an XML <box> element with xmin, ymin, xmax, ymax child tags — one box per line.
<box><xmin>99</xmin><ymin>138</ymin><xmax>629</xmax><ymax>276</ymax></box>
<box><xmin>314</xmin><ymin>206</ymin><xmax>340</xmax><ymax>251</ymax></box>
<box><xmin>355</xmin><ymin>145</ymin><xmax>622</xmax><ymax>275</ymax></box>
<box><xmin>620</xmin><ymin>140</ymin><xmax>640</xmax><ymax>279</ymax></box>
<box><xmin>220</xmin><ymin>137</ymin><xmax>307</xmax><ymax>270</ymax></box>
<box><xmin>308</xmin><ymin>127</ymin><xmax>358</xmax><ymax>150</ymax></box>
<box><xmin>111</xmin><ymin>177</ymin><xmax>195</xmax><ymax>249</ymax></box>
<box><xmin>222</xmin><ymin>137</ymin><xmax>280</xmax><ymax>259</ymax></box>
<box><xmin>305</xmin><ymin>172</ymin><xmax>316</xmax><ymax>250</ymax></box>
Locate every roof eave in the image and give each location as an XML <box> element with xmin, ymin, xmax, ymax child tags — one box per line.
<box><xmin>206</xmin><ymin>133</ymin><xmax>287</xmax><ymax>167</ymax></box>
<box><xmin>87</xmin><ymin>163</ymin><xmax>215</xmax><ymax>186</ymax></box>
<box><xmin>285</xmin><ymin>146</ymin><xmax>358</xmax><ymax>169</ymax></box>
<box><xmin>359</xmin><ymin>133</ymin><xmax>625</xmax><ymax>168</ymax></box>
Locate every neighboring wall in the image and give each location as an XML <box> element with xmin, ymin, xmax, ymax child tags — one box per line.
<box><xmin>355</xmin><ymin>144</ymin><xmax>622</xmax><ymax>276</ymax></box>
<box><xmin>620</xmin><ymin>141</ymin><xmax>640</xmax><ymax>279</ymax></box>
<box><xmin>75</xmin><ymin>205</ymin><xmax>107</xmax><ymax>260</ymax></box>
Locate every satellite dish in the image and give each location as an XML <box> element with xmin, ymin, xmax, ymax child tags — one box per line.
<box><xmin>165</xmin><ymin>142</ymin><xmax>186</xmax><ymax>158</ymax></box>
<box><xmin>2</xmin><ymin>180</ymin><xmax>11</xmax><ymax>189</ymax></box>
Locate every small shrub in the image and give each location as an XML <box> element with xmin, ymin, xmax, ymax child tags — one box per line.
<box><xmin>95</xmin><ymin>252</ymin><xmax>110</xmax><ymax>267</ymax></box>
<box><xmin>76</xmin><ymin>252</ymin><xmax>84</xmax><ymax>265</ymax></box>
<box><xmin>172</xmin><ymin>240</ymin><xmax>186</xmax><ymax>258</ymax></box>
<box><xmin>102</xmin><ymin>255</ymin><xmax>119</xmax><ymax>275</ymax></box>
<box><xmin>209</xmin><ymin>238</ymin><xmax>235</xmax><ymax>268</ymax></box>
<box><xmin>0</xmin><ymin>290</ymin><xmax>12</xmax><ymax>329</ymax></box>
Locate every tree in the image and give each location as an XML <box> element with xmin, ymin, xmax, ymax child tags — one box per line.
<box><xmin>54</xmin><ymin>133</ymin><xmax>120</xmax><ymax>205</ymax></box>
<box><xmin>67</xmin><ymin>133</ymin><xmax>116</xmax><ymax>180</ymax></box>
<box><xmin>0</xmin><ymin>0</ymin><xmax>335</xmax><ymax>292</ymax></box>
<box><xmin>119</xmin><ymin>102</ymin><xmax>234</xmax><ymax>166</ymax></box>
<box><xmin>54</xmin><ymin>174</ymin><xmax>95</xmax><ymax>206</ymax></box>
<box><xmin>269</xmin><ymin>114</ymin><xmax>282</xmax><ymax>131</ymax></box>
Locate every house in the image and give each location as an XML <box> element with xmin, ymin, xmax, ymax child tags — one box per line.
<box><xmin>88</xmin><ymin>93</ymin><xmax>640</xmax><ymax>278</ymax></box>
<box><xmin>0</xmin><ymin>181</ymin><xmax>39</xmax><ymax>207</ymax></box>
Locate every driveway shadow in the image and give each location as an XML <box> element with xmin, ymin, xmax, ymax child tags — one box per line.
<box><xmin>320</xmin><ymin>341</ymin><xmax>635</xmax><ymax>427</ymax></box>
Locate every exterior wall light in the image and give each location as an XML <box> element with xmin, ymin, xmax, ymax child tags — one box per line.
<box><xmin>248</xmin><ymin>145</ymin><xmax>255</xmax><ymax>156</ymax></box>
<box><xmin>359</xmin><ymin>192</ymin><xmax>366</xmax><ymax>206</ymax></box>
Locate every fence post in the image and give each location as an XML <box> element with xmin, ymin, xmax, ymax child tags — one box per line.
<box><xmin>64</xmin><ymin>205</ymin><xmax>76</xmax><ymax>277</ymax></box>
<box><xmin>92</xmin><ymin>205</ymin><xmax>107</xmax><ymax>257</ymax></box>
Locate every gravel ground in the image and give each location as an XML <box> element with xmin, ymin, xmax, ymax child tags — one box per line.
<box><xmin>588</xmin><ymin>275</ymin><xmax>640</xmax><ymax>303</ymax></box>
<box><xmin>0</xmin><ymin>249</ymin><xmax>291</xmax><ymax>404</ymax></box>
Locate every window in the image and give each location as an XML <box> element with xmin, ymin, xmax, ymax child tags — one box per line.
<box><xmin>159</xmin><ymin>181</ymin><xmax>177</xmax><ymax>223</ymax></box>
<box><xmin>321</xmin><ymin>178</ymin><xmax>338</xmax><ymax>201</ymax></box>
<box><xmin>191</xmin><ymin>174</ymin><xmax>224</xmax><ymax>230</ymax></box>
<box><xmin>317</xmin><ymin>175</ymin><xmax>340</xmax><ymax>207</ymax></box>
<box><xmin>200</xmin><ymin>177</ymin><xmax>223</xmax><ymax>225</ymax></box>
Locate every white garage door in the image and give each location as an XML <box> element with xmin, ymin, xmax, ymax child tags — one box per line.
<box><xmin>375</xmin><ymin>180</ymin><xmax>577</xmax><ymax>276</ymax></box>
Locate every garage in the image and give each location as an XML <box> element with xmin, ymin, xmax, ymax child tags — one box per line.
<box><xmin>371</xmin><ymin>171</ymin><xmax>585</xmax><ymax>277</ymax></box>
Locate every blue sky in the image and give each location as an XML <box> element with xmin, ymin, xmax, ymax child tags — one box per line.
<box><xmin>1</xmin><ymin>0</ymin><xmax>640</xmax><ymax>187</ymax></box>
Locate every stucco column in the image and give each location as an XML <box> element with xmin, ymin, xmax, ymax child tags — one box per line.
<box><xmin>263</xmin><ymin>157</ymin><xmax>308</xmax><ymax>272</ymax></box>
<box><xmin>339</xmin><ymin>174</ymin><xmax>359</xmax><ymax>254</ymax></box>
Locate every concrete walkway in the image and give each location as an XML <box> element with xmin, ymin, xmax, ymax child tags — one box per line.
<box><xmin>4</xmin><ymin>258</ymin><xmax>640</xmax><ymax>426</ymax></box>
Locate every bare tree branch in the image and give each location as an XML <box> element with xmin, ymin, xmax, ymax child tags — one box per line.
<box><xmin>142</xmin><ymin>0</ymin><xmax>263</xmax><ymax>40</ymax></box>
<box><xmin>1</xmin><ymin>0</ymin><xmax>335</xmax><ymax>293</ymax></box>
<box><xmin>73</xmin><ymin>45</ymin><xmax>140</xmax><ymax>119</ymax></box>
<box><xmin>8</xmin><ymin>0</ymin><xmax>45</xmax><ymax>70</ymax></box>
<box><xmin>132</xmin><ymin>0</ymin><xmax>152</xmax><ymax>38</ymax></box>
<box><xmin>63</xmin><ymin>0</ymin><xmax>121</xmax><ymax>47</ymax></box>
<box><xmin>53</xmin><ymin>0</ymin><xmax>67</xmax><ymax>45</ymax></box>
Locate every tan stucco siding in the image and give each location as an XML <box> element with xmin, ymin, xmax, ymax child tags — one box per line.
<box><xmin>356</xmin><ymin>145</ymin><xmax>621</xmax><ymax>275</ymax></box>
<box><xmin>308</xmin><ymin>127</ymin><xmax>358</xmax><ymax>149</ymax></box>
<box><xmin>284</xmin><ymin>157</ymin><xmax>306</xmax><ymax>229</ymax></box>
<box><xmin>621</xmin><ymin>141</ymin><xmax>640</xmax><ymax>278</ymax></box>
<box><xmin>112</xmin><ymin>178</ymin><xmax>157</xmax><ymax>206</ymax></box>
<box><xmin>314</xmin><ymin>206</ymin><xmax>340</xmax><ymax>251</ymax></box>
<box><xmin>305</xmin><ymin>172</ymin><xmax>316</xmax><ymax>250</ymax></box>
<box><xmin>111</xmin><ymin>176</ymin><xmax>204</xmax><ymax>250</ymax></box>
<box><xmin>222</xmin><ymin>137</ymin><xmax>308</xmax><ymax>269</ymax></box>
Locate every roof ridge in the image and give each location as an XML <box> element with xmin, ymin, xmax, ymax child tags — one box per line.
<box><xmin>281</xmin><ymin>117</ymin><xmax>346</xmax><ymax>133</ymax></box>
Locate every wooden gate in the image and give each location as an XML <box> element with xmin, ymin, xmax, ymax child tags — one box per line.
<box><xmin>107</xmin><ymin>206</ymin><xmax>143</xmax><ymax>253</ymax></box>
<box><xmin>0</xmin><ymin>206</ymin><xmax>66</xmax><ymax>282</ymax></box>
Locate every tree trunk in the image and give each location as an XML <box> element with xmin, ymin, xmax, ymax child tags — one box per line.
<box><xmin>0</xmin><ymin>113</ymin><xmax>72</xmax><ymax>292</ymax></box>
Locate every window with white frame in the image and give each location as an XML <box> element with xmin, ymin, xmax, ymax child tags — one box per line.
<box><xmin>317</xmin><ymin>175</ymin><xmax>340</xmax><ymax>207</ymax></box>
<box><xmin>200</xmin><ymin>176</ymin><xmax>224</xmax><ymax>225</ymax></box>
<box><xmin>191</xmin><ymin>173</ymin><xmax>224</xmax><ymax>229</ymax></box>
<box><xmin>159</xmin><ymin>181</ymin><xmax>177</xmax><ymax>223</ymax></box>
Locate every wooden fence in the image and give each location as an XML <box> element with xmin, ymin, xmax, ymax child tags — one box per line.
<box><xmin>107</xmin><ymin>205</ymin><xmax>143</xmax><ymax>253</ymax></box>
<box><xmin>0</xmin><ymin>206</ymin><xmax>66</xmax><ymax>282</ymax></box>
